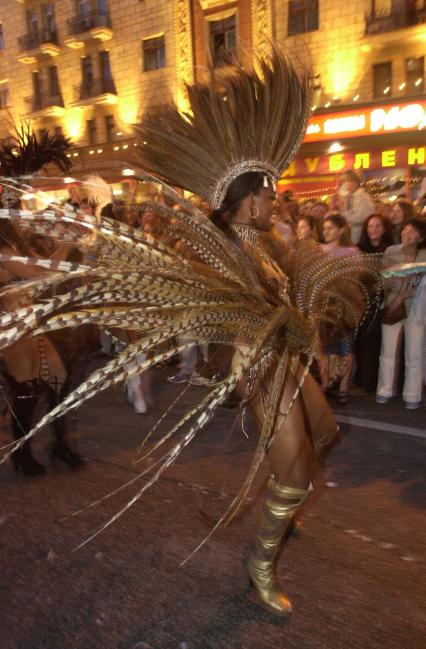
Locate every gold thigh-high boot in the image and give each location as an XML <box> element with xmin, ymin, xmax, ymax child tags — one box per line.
<box><xmin>247</xmin><ymin>477</ymin><xmax>312</xmax><ymax>616</ymax></box>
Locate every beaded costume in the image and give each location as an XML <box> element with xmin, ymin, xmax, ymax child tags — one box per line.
<box><xmin>0</xmin><ymin>50</ymin><xmax>424</xmax><ymax>615</ymax></box>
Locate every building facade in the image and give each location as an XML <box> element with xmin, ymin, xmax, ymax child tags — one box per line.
<box><xmin>0</xmin><ymin>0</ymin><xmax>425</xmax><ymax>192</ymax></box>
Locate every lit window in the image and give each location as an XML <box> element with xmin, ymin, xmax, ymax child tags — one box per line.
<box><xmin>209</xmin><ymin>15</ymin><xmax>237</xmax><ymax>68</ymax></box>
<box><xmin>405</xmin><ymin>57</ymin><xmax>424</xmax><ymax>95</ymax></box>
<box><xmin>288</xmin><ymin>0</ymin><xmax>319</xmax><ymax>37</ymax></box>
<box><xmin>143</xmin><ymin>36</ymin><xmax>165</xmax><ymax>72</ymax></box>
<box><xmin>373</xmin><ymin>62</ymin><xmax>392</xmax><ymax>98</ymax></box>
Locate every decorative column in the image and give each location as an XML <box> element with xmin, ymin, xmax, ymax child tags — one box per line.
<box><xmin>173</xmin><ymin>0</ymin><xmax>194</xmax><ymax>113</ymax></box>
<box><xmin>251</xmin><ymin>0</ymin><xmax>274</xmax><ymax>58</ymax></box>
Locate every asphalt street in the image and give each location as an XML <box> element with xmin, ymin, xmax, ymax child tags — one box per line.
<box><xmin>0</xmin><ymin>366</ymin><xmax>425</xmax><ymax>649</ymax></box>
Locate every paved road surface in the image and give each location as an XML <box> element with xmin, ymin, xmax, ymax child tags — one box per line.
<box><xmin>1</xmin><ymin>368</ymin><xmax>425</xmax><ymax>649</ymax></box>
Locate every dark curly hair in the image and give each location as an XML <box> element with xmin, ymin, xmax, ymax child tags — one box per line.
<box><xmin>209</xmin><ymin>172</ymin><xmax>265</xmax><ymax>234</ymax></box>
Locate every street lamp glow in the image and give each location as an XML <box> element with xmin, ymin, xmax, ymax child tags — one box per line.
<box><xmin>415</xmin><ymin>78</ymin><xmax>422</xmax><ymax>86</ymax></box>
<box><xmin>399</xmin><ymin>82</ymin><xmax>406</xmax><ymax>90</ymax></box>
<box><xmin>383</xmin><ymin>86</ymin><xmax>390</xmax><ymax>94</ymax></box>
<box><xmin>123</xmin><ymin>168</ymin><xmax>135</xmax><ymax>176</ymax></box>
<box><xmin>63</xmin><ymin>177</ymin><xmax>75</xmax><ymax>184</ymax></box>
<box><xmin>328</xmin><ymin>142</ymin><xmax>343</xmax><ymax>153</ymax></box>
<box><xmin>353</xmin><ymin>94</ymin><xmax>359</xmax><ymax>101</ymax></box>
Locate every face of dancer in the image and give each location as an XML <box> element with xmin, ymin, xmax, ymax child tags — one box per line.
<box><xmin>322</xmin><ymin>219</ymin><xmax>342</xmax><ymax>245</ymax></box>
<box><xmin>251</xmin><ymin>187</ymin><xmax>276</xmax><ymax>231</ymax></box>
<box><xmin>367</xmin><ymin>216</ymin><xmax>385</xmax><ymax>244</ymax></box>
<box><xmin>297</xmin><ymin>218</ymin><xmax>312</xmax><ymax>241</ymax></box>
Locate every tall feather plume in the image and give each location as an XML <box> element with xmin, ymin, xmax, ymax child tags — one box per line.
<box><xmin>135</xmin><ymin>47</ymin><xmax>311</xmax><ymax>207</ymax></box>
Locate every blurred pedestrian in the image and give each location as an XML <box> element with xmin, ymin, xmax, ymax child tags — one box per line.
<box><xmin>377</xmin><ymin>218</ymin><xmax>426</xmax><ymax>409</ymax></box>
<box><xmin>354</xmin><ymin>214</ymin><xmax>393</xmax><ymax>392</ymax></box>
<box><xmin>341</xmin><ymin>170</ymin><xmax>375</xmax><ymax>245</ymax></box>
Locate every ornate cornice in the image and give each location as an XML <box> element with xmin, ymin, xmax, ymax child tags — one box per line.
<box><xmin>251</xmin><ymin>0</ymin><xmax>273</xmax><ymax>57</ymax></box>
<box><xmin>173</xmin><ymin>0</ymin><xmax>194</xmax><ymax>112</ymax></box>
<box><xmin>199</xmin><ymin>0</ymin><xmax>236</xmax><ymax>10</ymax></box>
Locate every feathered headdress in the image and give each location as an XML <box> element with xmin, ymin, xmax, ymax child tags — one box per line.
<box><xmin>135</xmin><ymin>48</ymin><xmax>310</xmax><ymax>208</ymax></box>
<box><xmin>0</xmin><ymin>119</ymin><xmax>72</xmax><ymax>177</ymax></box>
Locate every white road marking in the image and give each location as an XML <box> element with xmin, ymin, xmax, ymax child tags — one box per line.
<box><xmin>336</xmin><ymin>415</ymin><xmax>426</xmax><ymax>439</ymax></box>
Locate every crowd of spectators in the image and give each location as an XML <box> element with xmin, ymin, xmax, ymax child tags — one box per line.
<box><xmin>98</xmin><ymin>169</ymin><xmax>426</xmax><ymax>412</ymax></box>
<box><xmin>273</xmin><ymin>170</ymin><xmax>426</xmax><ymax>410</ymax></box>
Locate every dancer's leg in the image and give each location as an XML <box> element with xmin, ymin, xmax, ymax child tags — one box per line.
<box><xmin>238</xmin><ymin>367</ymin><xmax>313</xmax><ymax>615</ymax></box>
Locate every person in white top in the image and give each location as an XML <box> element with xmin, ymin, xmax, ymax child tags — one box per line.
<box><xmin>341</xmin><ymin>170</ymin><xmax>375</xmax><ymax>245</ymax></box>
<box><xmin>376</xmin><ymin>218</ymin><xmax>426</xmax><ymax>410</ymax></box>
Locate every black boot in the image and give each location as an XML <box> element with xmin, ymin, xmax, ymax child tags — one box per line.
<box><xmin>47</xmin><ymin>380</ymin><xmax>86</xmax><ymax>470</ymax></box>
<box><xmin>7</xmin><ymin>377</ymin><xmax>45</xmax><ymax>476</ymax></box>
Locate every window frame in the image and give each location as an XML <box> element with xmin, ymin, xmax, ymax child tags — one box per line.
<box><xmin>209</xmin><ymin>13</ymin><xmax>237</xmax><ymax>68</ymax></box>
<box><xmin>288</xmin><ymin>0</ymin><xmax>319</xmax><ymax>37</ymax></box>
<box><xmin>373</xmin><ymin>61</ymin><xmax>392</xmax><ymax>99</ymax></box>
<box><xmin>104</xmin><ymin>114</ymin><xmax>115</xmax><ymax>143</ymax></box>
<box><xmin>142</xmin><ymin>35</ymin><xmax>166</xmax><ymax>72</ymax></box>
<box><xmin>0</xmin><ymin>83</ymin><xmax>9</xmax><ymax>109</ymax></box>
<box><xmin>405</xmin><ymin>56</ymin><xmax>424</xmax><ymax>95</ymax></box>
<box><xmin>86</xmin><ymin>118</ymin><xmax>98</xmax><ymax>146</ymax></box>
<box><xmin>81</xmin><ymin>55</ymin><xmax>94</xmax><ymax>90</ymax></box>
<box><xmin>48</xmin><ymin>65</ymin><xmax>60</xmax><ymax>98</ymax></box>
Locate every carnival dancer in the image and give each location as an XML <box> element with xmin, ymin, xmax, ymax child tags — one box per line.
<box><xmin>0</xmin><ymin>51</ymin><xmax>395</xmax><ymax>616</ymax></box>
<box><xmin>0</xmin><ymin>122</ymin><xmax>85</xmax><ymax>473</ymax></box>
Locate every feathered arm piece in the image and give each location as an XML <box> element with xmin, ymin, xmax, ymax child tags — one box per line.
<box><xmin>382</xmin><ymin>261</ymin><xmax>426</xmax><ymax>278</ymax></box>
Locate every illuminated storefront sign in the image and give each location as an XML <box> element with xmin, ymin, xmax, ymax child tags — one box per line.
<box><xmin>304</xmin><ymin>101</ymin><xmax>426</xmax><ymax>142</ymax></box>
<box><xmin>282</xmin><ymin>146</ymin><xmax>425</xmax><ymax>178</ymax></box>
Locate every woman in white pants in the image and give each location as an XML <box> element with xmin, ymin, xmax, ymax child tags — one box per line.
<box><xmin>377</xmin><ymin>219</ymin><xmax>426</xmax><ymax>409</ymax></box>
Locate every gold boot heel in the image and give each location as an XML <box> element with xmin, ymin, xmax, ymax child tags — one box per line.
<box><xmin>248</xmin><ymin>554</ymin><xmax>292</xmax><ymax>616</ymax></box>
<box><xmin>247</xmin><ymin>478</ymin><xmax>312</xmax><ymax>616</ymax></box>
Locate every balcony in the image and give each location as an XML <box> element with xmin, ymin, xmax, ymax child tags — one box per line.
<box><xmin>24</xmin><ymin>93</ymin><xmax>65</xmax><ymax>118</ymax></box>
<box><xmin>364</xmin><ymin>3</ymin><xmax>426</xmax><ymax>48</ymax></box>
<box><xmin>71</xmin><ymin>79</ymin><xmax>118</xmax><ymax>107</ymax></box>
<box><xmin>17</xmin><ymin>28</ymin><xmax>60</xmax><ymax>64</ymax></box>
<box><xmin>64</xmin><ymin>10</ymin><xmax>112</xmax><ymax>49</ymax></box>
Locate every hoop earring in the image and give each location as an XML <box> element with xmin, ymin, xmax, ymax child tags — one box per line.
<box><xmin>249</xmin><ymin>199</ymin><xmax>260</xmax><ymax>220</ymax></box>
